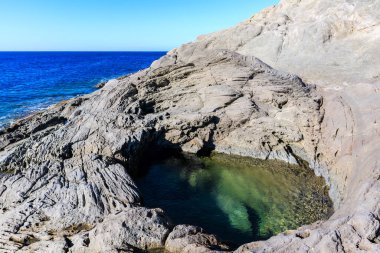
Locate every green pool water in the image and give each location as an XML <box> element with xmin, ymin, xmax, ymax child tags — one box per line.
<box><xmin>135</xmin><ymin>153</ymin><xmax>333</xmax><ymax>248</ymax></box>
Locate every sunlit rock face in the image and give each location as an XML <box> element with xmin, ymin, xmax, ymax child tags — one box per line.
<box><xmin>151</xmin><ymin>0</ymin><xmax>380</xmax><ymax>251</ymax></box>
<box><xmin>0</xmin><ymin>49</ymin><xmax>323</xmax><ymax>252</ymax></box>
<box><xmin>162</xmin><ymin>0</ymin><xmax>380</xmax><ymax>85</ymax></box>
<box><xmin>136</xmin><ymin>153</ymin><xmax>332</xmax><ymax>247</ymax></box>
<box><xmin>156</xmin><ymin>0</ymin><xmax>380</xmax><ymax>207</ymax></box>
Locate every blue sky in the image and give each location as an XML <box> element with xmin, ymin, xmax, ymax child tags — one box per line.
<box><xmin>0</xmin><ymin>0</ymin><xmax>279</xmax><ymax>51</ymax></box>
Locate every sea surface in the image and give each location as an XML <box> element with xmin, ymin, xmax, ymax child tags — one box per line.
<box><xmin>0</xmin><ymin>51</ymin><xmax>166</xmax><ymax>128</ymax></box>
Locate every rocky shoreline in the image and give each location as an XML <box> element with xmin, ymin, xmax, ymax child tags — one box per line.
<box><xmin>0</xmin><ymin>0</ymin><xmax>380</xmax><ymax>252</ymax></box>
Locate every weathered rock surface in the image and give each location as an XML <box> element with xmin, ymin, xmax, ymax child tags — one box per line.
<box><xmin>153</xmin><ymin>0</ymin><xmax>380</xmax><ymax>251</ymax></box>
<box><xmin>0</xmin><ymin>0</ymin><xmax>379</xmax><ymax>252</ymax></box>
<box><xmin>0</xmin><ymin>48</ymin><xmax>322</xmax><ymax>252</ymax></box>
<box><xmin>165</xmin><ymin>225</ymin><xmax>229</xmax><ymax>253</ymax></box>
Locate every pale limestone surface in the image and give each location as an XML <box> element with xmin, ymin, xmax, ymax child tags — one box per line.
<box><xmin>153</xmin><ymin>0</ymin><xmax>380</xmax><ymax>251</ymax></box>
<box><xmin>0</xmin><ymin>50</ymin><xmax>322</xmax><ymax>252</ymax></box>
<box><xmin>0</xmin><ymin>0</ymin><xmax>379</xmax><ymax>252</ymax></box>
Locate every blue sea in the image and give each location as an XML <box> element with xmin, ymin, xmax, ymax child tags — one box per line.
<box><xmin>0</xmin><ymin>51</ymin><xmax>166</xmax><ymax>128</ymax></box>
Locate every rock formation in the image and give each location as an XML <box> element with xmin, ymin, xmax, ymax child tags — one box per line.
<box><xmin>0</xmin><ymin>0</ymin><xmax>379</xmax><ymax>252</ymax></box>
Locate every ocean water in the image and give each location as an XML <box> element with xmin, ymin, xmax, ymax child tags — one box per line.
<box><xmin>0</xmin><ymin>51</ymin><xmax>166</xmax><ymax>127</ymax></box>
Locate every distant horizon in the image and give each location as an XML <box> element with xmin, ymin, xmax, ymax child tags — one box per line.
<box><xmin>0</xmin><ymin>51</ymin><xmax>168</xmax><ymax>52</ymax></box>
<box><xmin>0</xmin><ymin>0</ymin><xmax>279</xmax><ymax>51</ymax></box>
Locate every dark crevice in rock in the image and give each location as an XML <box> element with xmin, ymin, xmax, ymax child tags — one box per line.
<box><xmin>295</xmin><ymin>230</ymin><xmax>311</xmax><ymax>239</ymax></box>
<box><xmin>31</xmin><ymin>116</ymin><xmax>67</xmax><ymax>134</ymax></box>
<box><xmin>284</xmin><ymin>145</ymin><xmax>310</xmax><ymax>168</ymax></box>
<box><xmin>96</xmin><ymin>81</ymin><xmax>107</xmax><ymax>89</ymax></box>
<box><xmin>59</xmin><ymin>143</ymin><xmax>73</xmax><ymax>160</ymax></box>
<box><xmin>63</xmin><ymin>236</ymin><xmax>74</xmax><ymax>253</ymax></box>
<box><xmin>138</xmin><ymin>100</ymin><xmax>156</xmax><ymax>115</ymax></box>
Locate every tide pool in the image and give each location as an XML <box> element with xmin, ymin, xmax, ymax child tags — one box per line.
<box><xmin>136</xmin><ymin>153</ymin><xmax>333</xmax><ymax>247</ymax></box>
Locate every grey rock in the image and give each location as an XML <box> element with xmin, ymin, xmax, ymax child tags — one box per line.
<box><xmin>0</xmin><ymin>49</ymin><xmax>320</xmax><ymax>252</ymax></box>
<box><xmin>165</xmin><ymin>225</ymin><xmax>229</xmax><ymax>253</ymax></box>
<box><xmin>76</xmin><ymin>207</ymin><xmax>171</xmax><ymax>252</ymax></box>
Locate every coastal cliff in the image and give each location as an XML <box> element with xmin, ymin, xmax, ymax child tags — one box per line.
<box><xmin>0</xmin><ymin>0</ymin><xmax>379</xmax><ymax>252</ymax></box>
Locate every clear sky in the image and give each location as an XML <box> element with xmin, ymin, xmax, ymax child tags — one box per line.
<box><xmin>0</xmin><ymin>0</ymin><xmax>279</xmax><ymax>51</ymax></box>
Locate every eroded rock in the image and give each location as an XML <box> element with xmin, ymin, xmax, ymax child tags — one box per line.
<box><xmin>0</xmin><ymin>49</ymin><xmax>321</xmax><ymax>252</ymax></box>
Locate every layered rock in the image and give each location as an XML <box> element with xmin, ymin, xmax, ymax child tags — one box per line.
<box><xmin>0</xmin><ymin>0</ymin><xmax>379</xmax><ymax>252</ymax></box>
<box><xmin>153</xmin><ymin>0</ymin><xmax>380</xmax><ymax>251</ymax></box>
<box><xmin>0</xmin><ymin>48</ymin><xmax>323</xmax><ymax>252</ymax></box>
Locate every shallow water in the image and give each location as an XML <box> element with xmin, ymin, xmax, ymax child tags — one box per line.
<box><xmin>136</xmin><ymin>153</ymin><xmax>333</xmax><ymax>248</ymax></box>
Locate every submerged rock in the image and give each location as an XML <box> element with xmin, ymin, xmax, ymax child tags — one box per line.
<box><xmin>135</xmin><ymin>153</ymin><xmax>333</xmax><ymax>246</ymax></box>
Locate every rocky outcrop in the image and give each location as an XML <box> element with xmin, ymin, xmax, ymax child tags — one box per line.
<box><xmin>0</xmin><ymin>0</ymin><xmax>379</xmax><ymax>252</ymax></box>
<box><xmin>165</xmin><ymin>225</ymin><xmax>229</xmax><ymax>253</ymax></box>
<box><xmin>0</xmin><ymin>48</ymin><xmax>323</xmax><ymax>252</ymax></box>
<box><xmin>153</xmin><ymin>0</ymin><xmax>380</xmax><ymax>251</ymax></box>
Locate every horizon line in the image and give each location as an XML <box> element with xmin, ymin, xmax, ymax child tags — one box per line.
<box><xmin>0</xmin><ymin>50</ymin><xmax>168</xmax><ymax>53</ymax></box>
